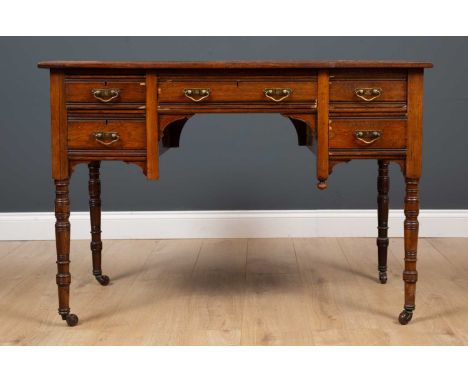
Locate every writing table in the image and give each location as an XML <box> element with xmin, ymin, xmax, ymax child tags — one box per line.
<box><xmin>38</xmin><ymin>60</ymin><xmax>433</xmax><ymax>326</ymax></box>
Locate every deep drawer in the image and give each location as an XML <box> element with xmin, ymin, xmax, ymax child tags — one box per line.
<box><xmin>158</xmin><ymin>79</ymin><xmax>317</xmax><ymax>103</ymax></box>
<box><xmin>65</xmin><ymin>79</ymin><xmax>146</xmax><ymax>104</ymax></box>
<box><xmin>68</xmin><ymin>119</ymin><xmax>146</xmax><ymax>150</ymax></box>
<box><xmin>329</xmin><ymin>118</ymin><xmax>406</xmax><ymax>149</ymax></box>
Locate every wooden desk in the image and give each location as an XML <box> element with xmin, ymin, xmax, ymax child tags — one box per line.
<box><xmin>38</xmin><ymin>60</ymin><xmax>433</xmax><ymax>327</ymax></box>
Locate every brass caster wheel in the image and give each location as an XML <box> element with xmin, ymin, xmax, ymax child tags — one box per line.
<box><xmin>95</xmin><ymin>274</ymin><xmax>110</xmax><ymax>286</ymax></box>
<box><xmin>379</xmin><ymin>271</ymin><xmax>388</xmax><ymax>284</ymax></box>
<box><xmin>398</xmin><ymin>310</ymin><xmax>413</xmax><ymax>325</ymax></box>
<box><xmin>65</xmin><ymin>313</ymin><xmax>79</xmax><ymax>327</ymax></box>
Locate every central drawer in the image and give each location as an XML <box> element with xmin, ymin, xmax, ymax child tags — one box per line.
<box><xmin>158</xmin><ymin>79</ymin><xmax>317</xmax><ymax>104</ymax></box>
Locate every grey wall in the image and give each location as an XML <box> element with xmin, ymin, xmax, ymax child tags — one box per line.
<box><xmin>0</xmin><ymin>37</ymin><xmax>466</xmax><ymax>212</ymax></box>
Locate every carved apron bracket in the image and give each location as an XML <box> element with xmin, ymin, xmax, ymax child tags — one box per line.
<box><xmin>159</xmin><ymin>114</ymin><xmax>194</xmax><ymax>150</ymax></box>
<box><xmin>281</xmin><ymin>113</ymin><xmax>316</xmax><ymax>149</ymax></box>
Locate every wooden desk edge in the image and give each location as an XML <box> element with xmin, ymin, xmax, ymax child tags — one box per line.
<box><xmin>37</xmin><ymin>60</ymin><xmax>434</xmax><ymax>70</ymax></box>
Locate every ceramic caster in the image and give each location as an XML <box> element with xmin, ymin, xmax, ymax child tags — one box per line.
<box><xmin>95</xmin><ymin>274</ymin><xmax>110</xmax><ymax>286</ymax></box>
<box><xmin>379</xmin><ymin>271</ymin><xmax>388</xmax><ymax>284</ymax></box>
<box><xmin>398</xmin><ymin>310</ymin><xmax>413</xmax><ymax>325</ymax></box>
<box><xmin>317</xmin><ymin>181</ymin><xmax>327</xmax><ymax>190</ymax></box>
<box><xmin>63</xmin><ymin>313</ymin><xmax>79</xmax><ymax>327</ymax></box>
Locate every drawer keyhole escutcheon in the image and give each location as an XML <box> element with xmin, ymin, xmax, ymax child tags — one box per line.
<box><xmin>92</xmin><ymin>132</ymin><xmax>120</xmax><ymax>146</ymax></box>
<box><xmin>353</xmin><ymin>130</ymin><xmax>382</xmax><ymax>145</ymax></box>
<box><xmin>183</xmin><ymin>88</ymin><xmax>211</xmax><ymax>102</ymax></box>
<box><xmin>354</xmin><ymin>87</ymin><xmax>382</xmax><ymax>101</ymax></box>
<box><xmin>91</xmin><ymin>88</ymin><xmax>121</xmax><ymax>102</ymax></box>
<box><xmin>264</xmin><ymin>88</ymin><xmax>292</xmax><ymax>102</ymax></box>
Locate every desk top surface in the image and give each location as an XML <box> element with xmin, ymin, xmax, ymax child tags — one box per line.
<box><xmin>38</xmin><ymin>60</ymin><xmax>433</xmax><ymax>69</ymax></box>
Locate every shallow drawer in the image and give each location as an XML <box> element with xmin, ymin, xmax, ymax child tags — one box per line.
<box><xmin>330</xmin><ymin>80</ymin><xmax>407</xmax><ymax>103</ymax></box>
<box><xmin>66</xmin><ymin>79</ymin><xmax>146</xmax><ymax>104</ymax></box>
<box><xmin>158</xmin><ymin>80</ymin><xmax>317</xmax><ymax>103</ymax></box>
<box><xmin>68</xmin><ymin>119</ymin><xmax>146</xmax><ymax>150</ymax></box>
<box><xmin>329</xmin><ymin>118</ymin><xmax>406</xmax><ymax>149</ymax></box>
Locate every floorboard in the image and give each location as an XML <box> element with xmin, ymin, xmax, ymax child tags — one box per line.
<box><xmin>1</xmin><ymin>238</ymin><xmax>467</xmax><ymax>345</ymax></box>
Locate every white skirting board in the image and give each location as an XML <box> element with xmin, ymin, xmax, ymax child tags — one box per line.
<box><xmin>0</xmin><ymin>210</ymin><xmax>467</xmax><ymax>240</ymax></box>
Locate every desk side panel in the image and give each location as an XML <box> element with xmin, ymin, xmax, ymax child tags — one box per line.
<box><xmin>317</xmin><ymin>70</ymin><xmax>330</xmax><ymax>187</ymax></box>
<box><xmin>50</xmin><ymin>70</ymin><xmax>68</xmax><ymax>180</ymax></box>
<box><xmin>146</xmin><ymin>72</ymin><xmax>159</xmax><ymax>179</ymax></box>
<box><xmin>406</xmin><ymin>69</ymin><xmax>424</xmax><ymax>178</ymax></box>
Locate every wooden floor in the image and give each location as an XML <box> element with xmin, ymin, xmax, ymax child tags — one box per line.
<box><xmin>1</xmin><ymin>238</ymin><xmax>468</xmax><ymax>345</ymax></box>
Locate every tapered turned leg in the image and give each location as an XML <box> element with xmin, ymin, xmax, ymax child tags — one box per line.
<box><xmin>55</xmin><ymin>179</ymin><xmax>78</xmax><ymax>327</ymax></box>
<box><xmin>377</xmin><ymin>160</ymin><xmax>390</xmax><ymax>284</ymax></box>
<box><xmin>398</xmin><ymin>177</ymin><xmax>420</xmax><ymax>325</ymax></box>
<box><xmin>88</xmin><ymin>161</ymin><xmax>109</xmax><ymax>286</ymax></box>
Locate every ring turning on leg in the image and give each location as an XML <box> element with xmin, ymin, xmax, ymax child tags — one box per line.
<box><xmin>377</xmin><ymin>160</ymin><xmax>390</xmax><ymax>284</ymax></box>
<box><xmin>399</xmin><ymin>177</ymin><xmax>420</xmax><ymax>325</ymax></box>
<box><xmin>88</xmin><ymin>161</ymin><xmax>110</xmax><ymax>286</ymax></box>
<box><xmin>55</xmin><ymin>179</ymin><xmax>79</xmax><ymax>326</ymax></box>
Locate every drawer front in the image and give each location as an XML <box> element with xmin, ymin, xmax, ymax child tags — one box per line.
<box><xmin>158</xmin><ymin>80</ymin><xmax>317</xmax><ymax>103</ymax></box>
<box><xmin>329</xmin><ymin>119</ymin><xmax>406</xmax><ymax>149</ymax></box>
<box><xmin>66</xmin><ymin>79</ymin><xmax>146</xmax><ymax>104</ymax></box>
<box><xmin>68</xmin><ymin>119</ymin><xmax>146</xmax><ymax>150</ymax></box>
<box><xmin>330</xmin><ymin>80</ymin><xmax>407</xmax><ymax>103</ymax></box>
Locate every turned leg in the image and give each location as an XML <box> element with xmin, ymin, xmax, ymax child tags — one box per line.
<box><xmin>88</xmin><ymin>161</ymin><xmax>109</xmax><ymax>286</ymax></box>
<box><xmin>54</xmin><ymin>179</ymin><xmax>79</xmax><ymax>327</ymax></box>
<box><xmin>398</xmin><ymin>177</ymin><xmax>420</xmax><ymax>325</ymax></box>
<box><xmin>377</xmin><ymin>160</ymin><xmax>390</xmax><ymax>284</ymax></box>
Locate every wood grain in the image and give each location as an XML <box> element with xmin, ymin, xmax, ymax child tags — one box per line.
<box><xmin>329</xmin><ymin>118</ymin><xmax>406</xmax><ymax>149</ymax></box>
<box><xmin>50</xmin><ymin>70</ymin><xmax>68</xmax><ymax>179</ymax></box>
<box><xmin>145</xmin><ymin>72</ymin><xmax>159</xmax><ymax>179</ymax></box>
<box><xmin>67</xmin><ymin>119</ymin><xmax>146</xmax><ymax>150</ymax></box>
<box><xmin>65</xmin><ymin>80</ymin><xmax>145</xmax><ymax>104</ymax></box>
<box><xmin>406</xmin><ymin>69</ymin><xmax>424</xmax><ymax>178</ymax></box>
<box><xmin>159</xmin><ymin>79</ymin><xmax>317</xmax><ymax>103</ymax></box>
<box><xmin>316</xmin><ymin>70</ymin><xmax>329</xmax><ymax>186</ymax></box>
<box><xmin>330</xmin><ymin>79</ymin><xmax>407</xmax><ymax>102</ymax></box>
<box><xmin>183</xmin><ymin>239</ymin><xmax>247</xmax><ymax>345</ymax></box>
<box><xmin>38</xmin><ymin>60</ymin><xmax>434</xmax><ymax>69</ymax></box>
<box><xmin>1</xmin><ymin>238</ymin><xmax>467</xmax><ymax>345</ymax></box>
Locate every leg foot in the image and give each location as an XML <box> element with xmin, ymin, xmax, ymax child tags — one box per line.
<box><xmin>95</xmin><ymin>274</ymin><xmax>110</xmax><ymax>286</ymax></box>
<box><xmin>62</xmin><ymin>313</ymin><xmax>79</xmax><ymax>327</ymax></box>
<box><xmin>398</xmin><ymin>309</ymin><xmax>413</xmax><ymax>325</ymax></box>
<box><xmin>317</xmin><ymin>181</ymin><xmax>327</xmax><ymax>190</ymax></box>
<box><xmin>379</xmin><ymin>269</ymin><xmax>388</xmax><ymax>284</ymax></box>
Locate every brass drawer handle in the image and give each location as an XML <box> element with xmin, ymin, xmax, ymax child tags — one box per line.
<box><xmin>353</xmin><ymin>130</ymin><xmax>382</xmax><ymax>144</ymax></box>
<box><xmin>92</xmin><ymin>132</ymin><xmax>120</xmax><ymax>146</ymax></box>
<box><xmin>183</xmin><ymin>88</ymin><xmax>210</xmax><ymax>102</ymax></box>
<box><xmin>264</xmin><ymin>88</ymin><xmax>292</xmax><ymax>102</ymax></box>
<box><xmin>91</xmin><ymin>88</ymin><xmax>121</xmax><ymax>102</ymax></box>
<box><xmin>354</xmin><ymin>87</ymin><xmax>382</xmax><ymax>102</ymax></box>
